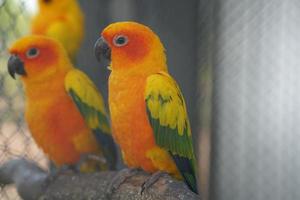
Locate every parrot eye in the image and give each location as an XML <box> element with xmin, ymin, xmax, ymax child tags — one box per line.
<box><xmin>113</xmin><ymin>35</ymin><xmax>128</xmax><ymax>47</ymax></box>
<box><xmin>26</xmin><ymin>48</ymin><xmax>40</xmax><ymax>59</ymax></box>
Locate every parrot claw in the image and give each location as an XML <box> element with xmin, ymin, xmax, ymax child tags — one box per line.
<box><xmin>106</xmin><ymin>168</ymin><xmax>140</xmax><ymax>198</ymax></box>
<box><xmin>76</xmin><ymin>153</ymin><xmax>107</xmax><ymax>172</ymax></box>
<box><xmin>48</xmin><ymin>164</ymin><xmax>78</xmax><ymax>182</ymax></box>
<box><xmin>139</xmin><ymin>171</ymin><xmax>167</xmax><ymax>195</ymax></box>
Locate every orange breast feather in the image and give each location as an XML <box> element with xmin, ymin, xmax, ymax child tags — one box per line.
<box><xmin>25</xmin><ymin>77</ymin><xmax>99</xmax><ymax>166</ymax></box>
<box><xmin>109</xmin><ymin>72</ymin><xmax>179</xmax><ymax>176</ymax></box>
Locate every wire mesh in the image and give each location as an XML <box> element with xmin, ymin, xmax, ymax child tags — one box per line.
<box><xmin>0</xmin><ymin>0</ymin><xmax>47</xmax><ymax>199</ymax></box>
<box><xmin>211</xmin><ymin>1</ymin><xmax>300</xmax><ymax>200</ymax></box>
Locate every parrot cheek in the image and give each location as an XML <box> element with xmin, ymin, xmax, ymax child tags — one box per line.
<box><xmin>20</xmin><ymin>63</ymin><xmax>58</xmax><ymax>83</ymax></box>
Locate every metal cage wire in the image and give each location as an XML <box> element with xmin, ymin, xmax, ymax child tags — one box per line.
<box><xmin>0</xmin><ymin>0</ymin><xmax>47</xmax><ymax>199</ymax></box>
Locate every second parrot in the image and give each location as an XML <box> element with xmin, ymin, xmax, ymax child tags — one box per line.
<box><xmin>8</xmin><ymin>35</ymin><xmax>116</xmax><ymax>172</ymax></box>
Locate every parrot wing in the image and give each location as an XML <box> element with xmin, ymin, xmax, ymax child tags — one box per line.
<box><xmin>145</xmin><ymin>72</ymin><xmax>198</xmax><ymax>193</ymax></box>
<box><xmin>65</xmin><ymin>69</ymin><xmax>116</xmax><ymax>169</ymax></box>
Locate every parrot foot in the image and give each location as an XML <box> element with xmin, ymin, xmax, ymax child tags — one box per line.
<box><xmin>47</xmin><ymin>164</ymin><xmax>78</xmax><ymax>182</ymax></box>
<box><xmin>81</xmin><ymin>154</ymin><xmax>106</xmax><ymax>164</ymax></box>
<box><xmin>106</xmin><ymin>168</ymin><xmax>140</xmax><ymax>198</ymax></box>
<box><xmin>139</xmin><ymin>171</ymin><xmax>167</xmax><ymax>195</ymax></box>
<box><xmin>76</xmin><ymin>153</ymin><xmax>107</xmax><ymax>172</ymax></box>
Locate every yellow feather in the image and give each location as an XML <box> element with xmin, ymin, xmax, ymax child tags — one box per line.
<box><xmin>145</xmin><ymin>72</ymin><xmax>190</xmax><ymax>136</ymax></box>
<box><xmin>31</xmin><ymin>0</ymin><xmax>84</xmax><ymax>60</ymax></box>
<box><xmin>65</xmin><ymin>69</ymin><xmax>110</xmax><ymax>133</ymax></box>
<box><xmin>146</xmin><ymin>146</ymin><xmax>181</xmax><ymax>179</ymax></box>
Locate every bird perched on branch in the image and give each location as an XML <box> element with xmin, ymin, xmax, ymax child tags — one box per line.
<box><xmin>95</xmin><ymin>21</ymin><xmax>198</xmax><ymax>193</ymax></box>
<box><xmin>7</xmin><ymin>35</ymin><xmax>116</xmax><ymax>172</ymax></box>
<box><xmin>31</xmin><ymin>0</ymin><xmax>84</xmax><ymax>62</ymax></box>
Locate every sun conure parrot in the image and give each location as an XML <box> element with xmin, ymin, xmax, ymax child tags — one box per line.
<box><xmin>94</xmin><ymin>21</ymin><xmax>198</xmax><ymax>193</ymax></box>
<box><xmin>7</xmin><ymin>35</ymin><xmax>116</xmax><ymax>172</ymax></box>
<box><xmin>31</xmin><ymin>0</ymin><xmax>84</xmax><ymax>61</ymax></box>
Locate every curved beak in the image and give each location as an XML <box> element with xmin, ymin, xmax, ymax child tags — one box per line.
<box><xmin>7</xmin><ymin>55</ymin><xmax>26</xmax><ymax>79</ymax></box>
<box><xmin>94</xmin><ymin>37</ymin><xmax>111</xmax><ymax>62</ymax></box>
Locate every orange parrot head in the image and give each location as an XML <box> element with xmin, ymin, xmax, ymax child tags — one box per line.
<box><xmin>95</xmin><ymin>21</ymin><xmax>167</xmax><ymax>72</ymax></box>
<box><xmin>38</xmin><ymin>0</ymin><xmax>73</xmax><ymax>11</ymax></box>
<box><xmin>8</xmin><ymin>35</ymin><xmax>71</xmax><ymax>83</ymax></box>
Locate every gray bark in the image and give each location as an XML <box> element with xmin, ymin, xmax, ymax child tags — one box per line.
<box><xmin>40</xmin><ymin>171</ymin><xmax>199</xmax><ymax>200</ymax></box>
<box><xmin>0</xmin><ymin>158</ymin><xmax>200</xmax><ymax>200</ymax></box>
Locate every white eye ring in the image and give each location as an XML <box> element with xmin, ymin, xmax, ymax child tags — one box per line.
<box><xmin>26</xmin><ymin>48</ymin><xmax>40</xmax><ymax>59</ymax></box>
<box><xmin>113</xmin><ymin>35</ymin><xmax>129</xmax><ymax>47</ymax></box>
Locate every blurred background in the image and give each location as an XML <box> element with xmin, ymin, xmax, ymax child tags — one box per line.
<box><xmin>1</xmin><ymin>0</ymin><xmax>299</xmax><ymax>200</ymax></box>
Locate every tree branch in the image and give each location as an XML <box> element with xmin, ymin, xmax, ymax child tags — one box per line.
<box><xmin>0</xmin><ymin>158</ymin><xmax>200</xmax><ymax>200</ymax></box>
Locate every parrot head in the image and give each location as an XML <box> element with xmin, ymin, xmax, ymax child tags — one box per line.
<box><xmin>8</xmin><ymin>35</ymin><xmax>70</xmax><ymax>83</ymax></box>
<box><xmin>38</xmin><ymin>0</ymin><xmax>74</xmax><ymax>11</ymax></box>
<box><xmin>95</xmin><ymin>21</ymin><xmax>167</xmax><ymax>72</ymax></box>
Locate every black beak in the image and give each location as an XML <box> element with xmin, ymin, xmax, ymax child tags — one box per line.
<box><xmin>94</xmin><ymin>37</ymin><xmax>111</xmax><ymax>62</ymax></box>
<box><xmin>7</xmin><ymin>55</ymin><xmax>26</xmax><ymax>79</ymax></box>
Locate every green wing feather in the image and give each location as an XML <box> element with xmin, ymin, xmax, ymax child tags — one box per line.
<box><xmin>145</xmin><ymin>72</ymin><xmax>198</xmax><ymax>193</ymax></box>
<box><xmin>65</xmin><ymin>69</ymin><xmax>116</xmax><ymax>169</ymax></box>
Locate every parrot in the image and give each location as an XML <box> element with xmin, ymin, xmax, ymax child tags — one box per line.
<box><xmin>31</xmin><ymin>0</ymin><xmax>84</xmax><ymax>61</ymax></box>
<box><xmin>7</xmin><ymin>35</ymin><xmax>117</xmax><ymax>172</ymax></box>
<box><xmin>94</xmin><ymin>21</ymin><xmax>198</xmax><ymax>193</ymax></box>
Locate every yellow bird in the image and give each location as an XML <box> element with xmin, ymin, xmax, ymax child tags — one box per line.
<box><xmin>8</xmin><ymin>35</ymin><xmax>116</xmax><ymax>171</ymax></box>
<box><xmin>95</xmin><ymin>21</ymin><xmax>198</xmax><ymax>193</ymax></box>
<box><xmin>31</xmin><ymin>0</ymin><xmax>84</xmax><ymax>61</ymax></box>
